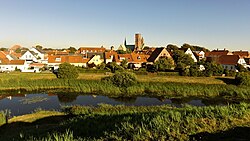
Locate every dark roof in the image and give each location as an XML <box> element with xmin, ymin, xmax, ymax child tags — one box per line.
<box><xmin>147</xmin><ymin>48</ymin><xmax>164</xmax><ymax>62</ymax></box>
<box><xmin>125</xmin><ymin>45</ymin><xmax>135</xmax><ymax>52</ymax></box>
<box><xmin>87</xmin><ymin>52</ymin><xmax>104</xmax><ymax>59</ymax></box>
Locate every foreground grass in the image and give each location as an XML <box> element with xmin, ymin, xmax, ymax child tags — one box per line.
<box><xmin>1</xmin><ymin>104</ymin><xmax>250</xmax><ymax>140</ymax></box>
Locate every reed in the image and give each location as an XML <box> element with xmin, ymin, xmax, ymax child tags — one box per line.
<box><xmin>0</xmin><ymin>78</ymin><xmax>250</xmax><ymax>100</ymax></box>
<box><xmin>2</xmin><ymin>104</ymin><xmax>250</xmax><ymax>140</ymax></box>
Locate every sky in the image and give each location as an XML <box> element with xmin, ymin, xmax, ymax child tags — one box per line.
<box><xmin>0</xmin><ymin>0</ymin><xmax>250</xmax><ymax>51</ymax></box>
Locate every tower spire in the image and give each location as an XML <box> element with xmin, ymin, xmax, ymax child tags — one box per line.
<box><xmin>124</xmin><ymin>38</ymin><xmax>127</xmax><ymax>46</ymax></box>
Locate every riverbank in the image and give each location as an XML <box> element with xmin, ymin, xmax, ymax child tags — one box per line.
<box><xmin>0</xmin><ymin>72</ymin><xmax>249</xmax><ymax>100</ymax></box>
<box><xmin>1</xmin><ymin>104</ymin><xmax>250</xmax><ymax>140</ymax></box>
<box><xmin>1</xmin><ymin>79</ymin><xmax>249</xmax><ymax>99</ymax></box>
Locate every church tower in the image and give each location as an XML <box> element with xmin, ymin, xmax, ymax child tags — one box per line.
<box><xmin>135</xmin><ymin>33</ymin><xmax>144</xmax><ymax>51</ymax></box>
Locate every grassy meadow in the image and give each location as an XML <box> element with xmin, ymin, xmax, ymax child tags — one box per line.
<box><xmin>0</xmin><ymin>72</ymin><xmax>249</xmax><ymax>100</ymax></box>
<box><xmin>1</xmin><ymin>104</ymin><xmax>250</xmax><ymax>140</ymax></box>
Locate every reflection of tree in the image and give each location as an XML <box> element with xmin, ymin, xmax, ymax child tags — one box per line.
<box><xmin>57</xmin><ymin>93</ymin><xmax>78</xmax><ymax>103</ymax></box>
<box><xmin>109</xmin><ymin>97</ymin><xmax>137</xmax><ymax>104</ymax></box>
<box><xmin>201</xmin><ymin>98</ymin><xmax>237</xmax><ymax>106</ymax></box>
<box><xmin>170</xmin><ymin>97</ymin><xmax>193</xmax><ymax>104</ymax></box>
<box><xmin>157</xmin><ymin>96</ymin><xmax>166</xmax><ymax>102</ymax></box>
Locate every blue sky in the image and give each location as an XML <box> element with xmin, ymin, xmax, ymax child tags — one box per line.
<box><xmin>0</xmin><ymin>0</ymin><xmax>250</xmax><ymax>51</ymax></box>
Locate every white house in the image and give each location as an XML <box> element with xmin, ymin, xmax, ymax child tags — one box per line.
<box><xmin>193</xmin><ymin>51</ymin><xmax>205</xmax><ymax>61</ymax></box>
<box><xmin>0</xmin><ymin>60</ymin><xmax>29</xmax><ymax>72</ymax></box>
<box><xmin>88</xmin><ymin>55</ymin><xmax>104</xmax><ymax>66</ymax></box>
<box><xmin>20</xmin><ymin>51</ymin><xmax>38</xmax><ymax>63</ymax></box>
<box><xmin>218</xmin><ymin>55</ymin><xmax>247</xmax><ymax>71</ymax></box>
<box><xmin>184</xmin><ymin>48</ymin><xmax>198</xmax><ymax>62</ymax></box>
<box><xmin>48</xmin><ymin>55</ymin><xmax>89</xmax><ymax>70</ymax></box>
<box><xmin>30</xmin><ymin>47</ymin><xmax>47</xmax><ymax>63</ymax></box>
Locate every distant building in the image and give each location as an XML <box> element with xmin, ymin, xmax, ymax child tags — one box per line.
<box><xmin>135</xmin><ymin>33</ymin><xmax>144</xmax><ymax>51</ymax></box>
<box><xmin>124</xmin><ymin>33</ymin><xmax>145</xmax><ymax>52</ymax></box>
<box><xmin>48</xmin><ymin>55</ymin><xmax>89</xmax><ymax>70</ymax></box>
<box><xmin>218</xmin><ymin>55</ymin><xmax>247</xmax><ymax>71</ymax></box>
<box><xmin>77</xmin><ymin>46</ymin><xmax>106</xmax><ymax>57</ymax></box>
<box><xmin>206</xmin><ymin>48</ymin><xmax>233</xmax><ymax>62</ymax></box>
<box><xmin>147</xmin><ymin>48</ymin><xmax>173</xmax><ymax>63</ymax></box>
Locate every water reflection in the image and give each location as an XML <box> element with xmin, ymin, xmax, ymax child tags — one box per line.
<box><xmin>0</xmin><ymin>93</ymin><xmax>246</xmax><ymax>116</ymax></box>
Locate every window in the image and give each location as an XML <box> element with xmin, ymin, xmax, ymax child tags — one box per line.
<box><xmin>55</xmin><ymin>58</ymin><xmax>61</xmax><ymax>62</ymax></box>
<box><xmin>29</xmin><ymin>55</ymin><xmax>31</xmax><ymax>58</ymax></box>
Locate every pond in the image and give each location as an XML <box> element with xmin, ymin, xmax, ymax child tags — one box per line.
<box><xmin>0</xmin><ymin>92</ymin><xmax>240</xmax><ymax>116</ymax></box>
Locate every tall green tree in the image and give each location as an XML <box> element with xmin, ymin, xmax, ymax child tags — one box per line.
<box><xmin>172</xmin><ymin>50</ymin><xmax>194</xmax><ymax>70</ymax></box>
<box><xmin>56</xmin><ymin>63</ymin><xmax>79</xmax><ymax>79</ymax></box>
<box><xmin>154</xmin><ymin>58</ymin><xmax>175</xmax><ymax>71</ymax></box>
<box><xmin>166</xmin><ymin>44</ymin><xmax>179</xmax><ymax>52</ymax></box>
<box><xmin>120</xmin><ymin>59</ymin><xmax>128</xmax><ymax>69</ymax></box>
<box><xmin>68</xmin><ymin>47</ymin><xmax>77</xmax><ymax>54</ymax></box>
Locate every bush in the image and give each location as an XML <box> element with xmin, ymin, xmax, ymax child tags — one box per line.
<box><xmin>235</xmin><ymin>72</ymin><xmax>250</xmax><ymax>86</ymax></box>
<box><xmin>102</xmin><ymin>72</ymin><xmax>137</xmax><ymax>87</ymax></box>
<box><xmin>56</xmin><ymin>63</ymin><xmax>79</xmax><ymax>79</ymax></box>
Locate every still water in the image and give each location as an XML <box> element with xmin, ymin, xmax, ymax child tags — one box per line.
<box><xmin>0</xmin><ymin>93</ymin><xmax>236</xmax><ymax>116</ymax></box>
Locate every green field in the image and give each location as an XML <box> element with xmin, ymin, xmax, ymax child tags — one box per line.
<box><xmin>0</xmin><ymin>72</ymin><xmax>248</xmax><ymax>100</ymax></box>
<box><xmin>1</xmin><ymin>104</ymin><xmax>250</xmax><ymax>140</ymax></box>
<box><xmin>1</xmin><ymin>72</ymin><xmax>250</xmax><ymax>140</ymax></box>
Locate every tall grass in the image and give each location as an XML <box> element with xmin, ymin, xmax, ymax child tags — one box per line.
<box><xmin>2</xmin><ymin>104</ymin><xmax>250</xmax><ymax>140</ymax></box>
<box><xmin>0</xmin><ymin>78</ymin><xmax>250</xmax><ymax>99</ymax></box>
<box><xmin>57</xmin><ymin>104</ymin><xmax>250</xmax><ymax>140</ymax></box>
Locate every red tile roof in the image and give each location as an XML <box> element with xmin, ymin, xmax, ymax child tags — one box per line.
<box><xmin>78</xmin><ymin>47</ymin><xmax>106</xmax><ymax>54</ymax></box>
<box><xmin>218</xmin><ymin>55</ymin><xmax>242</xmax><ymax>65</ymax></box>
<box><xmin>48</xmin><ymin>55</ymin><xmax>89</xmax><ymax>63</ymax></box>
<box><xmin>232</xmin><ymin>51</ymin><xmax>250</xmax><ymax>57</ymax></box>
<box><xmin>113</xmin><ymin>53</ymin><xmax>149</xmax><ymax>63</ymax></box>
<box><xmin>206</xmin><ymin>49</ymin><xmax>232</xmax><ymax>57</ymax></box>
<box><xmin>105</xmin><ymin>51</ymin><xmax>118</xmax><ymax>59</ymax></box>
<box><xmin>0</xmin><ymin>60</ymin><xmax>25</xmax><ymax>65</ymax></box>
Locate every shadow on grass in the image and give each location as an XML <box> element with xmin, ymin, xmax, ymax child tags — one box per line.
<box><xmin>190</xmin><ymin>126</ymin><xmax>250</xmax><ymax>141</ymax></box>
<box><xmin>0</xmin><ymin>112</ymin><xmax>150</xmax><ymax>140</ymax></box>
<box><xmin>216</xmin><ymin>77</ymin><xmax>236</xmax><ymax>85</ymax></box>
<box><xmin>0</xmin><ymin>115</ymin><xmax>72</xmax><ymax>140</ymax></box>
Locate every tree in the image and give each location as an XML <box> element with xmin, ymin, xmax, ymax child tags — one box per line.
<box><xmin>236</xmin><ymin>64</ymin><xmax>248</xmax><ymax>72</ymax></box>
<box><xmin>204</xmin><ymin>62</ymin><xmax>224</xmax><ymax>76</ymax></box>
<box><xmin>166</xmin><ymin>44</ymin><xmax>179</xmax><ymax>52</ymax></box>
<box><xmin>56</xmin><ymin>63</ymin><xmax>79</xmax><ymax>79</ymax></box>
<box><xmin>101</xmin><ymin>72</ymin><xmax>137</xmax><ymax>87</ymax></box>
<box><xmin>154</xmin><ymin>58</ymin><xmax>175</xmax><ymax>71</ymax></box>
<box><xmin>181</xmin><ymin>43</ymin><xmax>195</xmax><ymax>51</ymax></box>
<box><xmin>0</xmin><ymin>48</ymin><xmax>8</xmax><ymax>51</ymax></box>
<box><xmin>120</xmin><ymin>59</ymin><xmax>128</xmax><ymax>69</ymax></box>
<box><xmin>15</xmin><ymin>48</ymin><xmax>22</xmax><ymax>53</ymax></box>
<box><xmin>235</xmin><ymin>72</ymin><xmax>250</xmax><ymax>86</ymax></box>
<box><xmin>106</xmin><ymin>62</ymin><xmax>124</xmax><ymax>73</ymax></box>
<box><xmin>35</xmin><ymin>45</ymin><xmax>43</xmax><ymax>50</ymax></box>
<box><xmin>172</xmin><ymin>50</ymin><xmax>194</xmax><ymax>70</ymax></box>
<box><xmin>68</xmin><ymin>47</ymin><xmax>77</xmax><ymax>54</ymax></box>
<box><xmin>97</xmin><ymin>62</ymin><xmax>106</xmax><ymax>70</ymax></box>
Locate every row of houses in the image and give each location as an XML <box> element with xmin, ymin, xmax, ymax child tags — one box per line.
<box><xmin>0</xmin><ymin>45</ymin><xmax>249</xmax><ymax>72</ymax></box>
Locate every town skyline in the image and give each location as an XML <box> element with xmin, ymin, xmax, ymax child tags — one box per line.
<box><xmin>1</xmin><ymin>0</ymin><xmax>250</xmax><ymax>51</ymax></box>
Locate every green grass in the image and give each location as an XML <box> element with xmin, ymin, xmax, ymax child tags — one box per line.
<box><xmin>0</xmin><ymin>72</ymin><xmax>249</xmax><ymax>100</ymax></box>
<box><xmin>1</xmin><ymin>104</ymin><xmax>250</xmax><ymax>140</ymax></box>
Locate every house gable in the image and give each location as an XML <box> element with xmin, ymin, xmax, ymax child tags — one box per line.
<box><xmin>147</xmin><ymin>48</ymin><xmax>172</xmax><ymax>63</ymax></box>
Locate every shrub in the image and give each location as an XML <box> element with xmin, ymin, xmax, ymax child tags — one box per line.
<box><xmin>56</xmin><ymin>63</ymin><xmax>79</xmax><ymax>79</ymax></box>
<box><xmin>102</xmin><ymin>72</ymin><xmax>137</xmax><ymax>87</ymax></box>
<box><xmin>235</xmin><ymin>72</ymin><xmax>250</xmax><ymax>86</ymax></box>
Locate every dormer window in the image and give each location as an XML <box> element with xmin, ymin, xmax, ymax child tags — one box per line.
<box><xmin>55</xmin><ymin>58</ymin><xmax>61</xmax><ymax>62</ymax></box>
<box><xmin>137</xmin><ymin>56</ymin><xmax>141</xmax><ymax>60</ymax></box>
